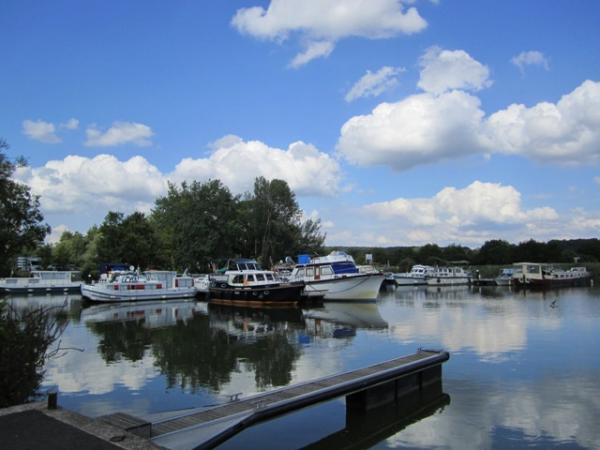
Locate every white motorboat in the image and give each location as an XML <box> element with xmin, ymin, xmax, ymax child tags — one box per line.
<box><xmin>426</xmin><ymin>266</ymin><xmax>471</xmax><ymax>286</ymax></box>
<box><xmin>81</xmin><ymin>270</ymin><xmax>196</xmax><ymax>302</ymax></box>
<box><xmin>393</xmin><ymin>265</ymin><xmax>434</xmax><ymax>286</ymax></box>
<box><xmin>0</xmin><ymin>271</ymin><xmax>82</xmax><ymax>294</ymax></box>
<box><xmin>288</xmin><ymin>251</ymin><xmax>385</xmax><ymax>301</ymax></box>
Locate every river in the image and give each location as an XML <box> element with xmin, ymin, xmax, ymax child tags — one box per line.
<box><xmin>3</xmin><ymin>284</ymin><xmax>600</xmax><ymax>449</ymax></box>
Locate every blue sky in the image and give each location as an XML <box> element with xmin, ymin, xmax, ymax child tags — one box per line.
<box><xmin>2</xmin><ymin>0</ymin><xmax>600</xmax><ymax>246</ymax></box>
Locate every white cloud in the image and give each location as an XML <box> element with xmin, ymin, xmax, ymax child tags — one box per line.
<box><xmin>289</xmin><ymin>41</ymin><xmax>335</xmax><ymax>68</ymax></box>
<box><xmin>14</xmin><ymin>154</ymin><xmax>167</xmax><ymax>214</ymax></box>
<box><xmin>60</xmin><ymin>118</ymin><xmax>79</xmax><ymax>130</ymax></box>
<box><xmin>338</xmin><ymin>90</ymin><xmax>486</xmax><ymax>169</ymax></box>
<box><xmin>511</xmin><ymin>50</ymin><xmax>550</xmax><ymax>73</ymax></box>
<box><xmin>46</xmin><ymin>224</ymin><xmax>70</xmax><ymax>244</ymax></box>
<box><xmin>13</xmin><ymin>136</ymin><xmax>341</xmax><ymax>226</ymax></box>
<box><xmin>232</xmin><ymin>0</ymin><xmax>427</xmax><ymax>67</ymax></box>
<box><xmin>22</xmin><ymin>119</ymin><xmax>61</xmax><ymax>143</ymax></box>
<box><xmin>345</xmin><ymin>66</ymin><xmax>405</xmax><ymax>102</ymax></box>
<box><xmin>484</xmin><ymin>80</ymin><xmax>600</xmax><ymax>163</ymax></box>
<box><xmin>171</xmin><ymin>136</ymin><xmax>341</xmax><ymax>196</ymax></box>
<box><xmin>418</xmin><ymin>46</ymin><xmax>492</xmax><ymax>95</ymax></box>
<box><xmin>365</xmin><ymin>180</ymin><xmax>558</xmax><ymax>227</ymax></box>
<box><xmin>85</xmin><ymin>121</ymin><xmax>154</xmax><ymax>147</ymax></box>
<box><xmin>338</xmin><ymin>79</ymin><xmax>600</xmax><ymax>170</ymax></box>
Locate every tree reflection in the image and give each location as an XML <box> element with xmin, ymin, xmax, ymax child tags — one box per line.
<box><xmin>85</xmin><ymin>302</ymin><xmax>304</xmax><ymax>393</ymax></box>
<box><xmin>0</xmin><ymin>302</ymin><xmax>66</xmax><ymax>407</ymax></box>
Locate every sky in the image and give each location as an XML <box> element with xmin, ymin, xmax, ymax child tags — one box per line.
<box><xmin>2</xmin><ymin>0</ymin><xmax>600</xmax><ymax>247</ymax></box>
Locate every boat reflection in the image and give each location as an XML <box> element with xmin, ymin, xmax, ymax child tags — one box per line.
<box><xmin>81</xmin><ymin>299</ymin><xmax>208</xmax><ymax>329</ymax></box>
<box><xmin>303</xmin><ymin>301</ymin><xmax>388</xmax><ymax>330</ymax></box>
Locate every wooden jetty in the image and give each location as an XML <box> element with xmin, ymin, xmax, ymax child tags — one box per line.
<box><xmin>101</xmin><ymin>349</ymin><xmax>449</xmax><ymax>450</ymax></box>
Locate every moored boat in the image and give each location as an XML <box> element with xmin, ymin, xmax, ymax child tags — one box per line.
<box><xmin>393</xmin><ymin>265</ymin><xmax>434</xmax><ymax>286</ymax></box>
<box><xmin>0</xmin><ymin>271</ymin><xmax>82</xmax><ymax>294</ymax></box>
<box><xmin>495</xmin><ymin>268</ymin><xmax>514</xmax><ymax>286</ymax></box>
<box><xmin>511</xmin><ymin>262</ymin><xmax>591</xmax><ymax>289</ymax></box>
<box><xmin>426</xmin><ymin>266</ymin><xmax>471</xmax><ymax>286</ymax></box>
<box><xmin>208</xmin><ymin>258</ymin><xmax>304</xmax><ymax>306</ymax></box>
<box><xmin>81</xmin><ymin>270</ymin><xmax>196</xmax><ymax>302</ymax></box>
<box><xmin>287</xmin><ymin>251</ymin><xmax>385</xmax><ymax>301</ymax></box>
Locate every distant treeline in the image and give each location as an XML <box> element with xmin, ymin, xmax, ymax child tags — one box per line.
<box><xmin>336</xmin><ymin>239</ymin><xmax>600</xmax><ymax>271</ymax></box>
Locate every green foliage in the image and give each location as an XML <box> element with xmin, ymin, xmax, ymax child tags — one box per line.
<box><xmin>0</xmin><ymin>139</ymin><xmax>49</xmax><ymax>275</ymax></box>
<box><xmin>97</xmin><ymin>211</ymin><xmax>162</xmax><ymax>270</ymax></box>
<box><xmin>152</xmin><ymin>180</ymin><xmax>241</xmax><ymax>271</ymax></box>
<box><xmin>239</xmin><ymin>177</ymin><xmax>324</xmax><ymax>266</ymax></box>
<box><xmin>0</xmin><ymin>302</ymin><xmax>65</xmax><ymax>407</ymax></box>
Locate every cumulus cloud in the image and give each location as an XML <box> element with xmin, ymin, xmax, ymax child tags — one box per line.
<box><xmin>232</xmin><ymin>0</ymin><xmax>427</xmax><ymax>67</ymax></box>
<box><xmin>13</xmin><ymin>136</ymin><xmax>341</xmax><ymax>224</ymax></box>
<box><xmin>511</xmin><ymin>50</ymin><xmax>550</xmax><ymax>73</ymax></box>
<box><xmin>345</xmin><ymin>66</ymin><xmax>405</xmax><ymax>102</ymax></box>
<box><xmin>338</xmin><ymin>78</ymin><xmax>600</xmax><ymax>170</ymax></box>
<box><xmin>14</xmin><ymin>154</ymin><xmax>167</xmax><ymax>214</ymax></box>
<box><xmin>338</xmin><ymin>90</ymin><xmax>486</xmax><ymax>169</ymax></box>
<box><xmin>85</xmin><ymin>121</ymin><xmax>154</xmax><ymax>147</ymax></box>
<box><xmin>483</xmin><ymin>80</ymin><xmax>600</xmax><ymax>164</ymax></box>
<box><xmin>171</xmin><ymin>135</ymin><xmax>341</xmax><ymax>196</ymax></box>
<box><xmin>366</xmin><ymin>181</ymin><xmax>557</xmax><ymax>226</ymax></box>
<box><xmin>22</xmin><ymin>119</ymin><xmax>61</xmax><ymax>143</ymax></box>
<box><xmin>60</xmin><ymin>118</ymin><xmax>79</xmax><ymax>130</ymax></box>
<box><xmin>418</xmin><ymin>46</ymin><xmax>492</xmax><ymax>95</ymax></box>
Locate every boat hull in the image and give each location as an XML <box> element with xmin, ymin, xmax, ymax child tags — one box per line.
<box><xmin>208</xmin><ymin>283</ymin><xmax>304</xmax><ymax>305</ymax></box>
<box><xmin>303</xmin><ymin>274</ymin><xmax>385</xmax><ymax>301</ymax></box>
<box><xmin>1</xmin><ymin>284</ymin><xmax>82</xmax><ymax>295</ymax></box>
<box><xmin>512</xmin><ymin>275</ymin><xmax>591</xmax><ymax>289</ymax></box>
<box><xmin>393</xmin><ymin>276</ymin><xmax>427</xmax><ymax>286</ymax></box>
<box><xmin>81</xmin><ymin>284</ymin><xmax>197</xmax><ymax>302</ymax></box>
<box><xmin>426</xmin><ymin>276</ymin><xmax>470</xmax><ymax>287</ymax></box>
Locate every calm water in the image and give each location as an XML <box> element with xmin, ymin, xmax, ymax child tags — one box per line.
<box><xmin>4</xmin><ymin>285</ymin><xmax>600</xmax><ymax>449</ymax></box>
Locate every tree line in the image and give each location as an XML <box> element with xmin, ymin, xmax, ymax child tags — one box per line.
<box><xmin>342</xmin><ymin>238</ymin><xmax>600</xmax><ymax>271</ymax></box>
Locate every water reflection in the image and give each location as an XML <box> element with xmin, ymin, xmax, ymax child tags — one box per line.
<box><xmin>3</xmin><ymin>286</ymin><xmax>600</xmax><ymax>449</ymax></box>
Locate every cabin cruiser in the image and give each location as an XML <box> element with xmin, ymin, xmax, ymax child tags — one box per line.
<box><xmin>81</xmin><ymin>270</ymin><xmax>196</xmax><ymax>302</ymax></box>
<box><xmin>0</xmin><ymin>271</ymin><xmax>82</xmax><ymax>294</ymax></box>
<box><xmin>287</xmin><ymin>251</ymin><xmax>385</xmax><ymax>301</ymax></box>
<box><xmin>426</xmin><ymin>266</ymin><xmax>471</xmax><ymax>286</ymax></box>
<box><xmin>512</xmin><ymin>263</ymin><xmax>591</xmax><ymax>288</ymax></box>
<box><xmin>209</xmin><ymin>258</ymin><xmax>304</xmax><ymax>305</ymax></box>
<box><xmin>393</xmin><ymin>265</ymin><xmax>435</xmax><ymax>286</ymax></box>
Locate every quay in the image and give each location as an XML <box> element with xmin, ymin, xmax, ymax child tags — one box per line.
<box><xmin>1</xmin><ymin>349</ymin><xmax>448</xmax><ymax>450</ymax></box>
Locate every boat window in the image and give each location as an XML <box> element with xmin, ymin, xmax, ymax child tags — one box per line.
<box><xmin>321</xmin><ymin>266</ymin><xmax>333</xmax><ymax>276</ymax></box>
<box><xmin>526</xmin><ymin>265</ymin><xmax>540</xmax><ymax>274</ymax></box>
<box><xmin>266</xmin><ymin>273</ymin><xmax>274</xmax><ymax>280</ymax></box>
<box><xmin>297</xmin><ymin>268</ymin><xmax>305</xmax><ymax>278</ymax></box>
<box><xmin>232</xmin><ymin>275</ymin><xmax>244</xmax><ymax>284</ymax></box>
<box><xmin>246</xmin><ymin>274</ymin><xmax>255</xmax><ymax>282</ymax></box>
<box><xmin>306</xmin><ymin>267</ymin><xmax>315</xmax><ymax>278</ymax></box>
<box><xmin>256</xmin><ymin>273</ymin><xmax>265</xmax><ymax>281</ymax></box>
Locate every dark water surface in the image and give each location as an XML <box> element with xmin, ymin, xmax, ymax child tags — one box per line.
<box><xmin>4</xmin><ymin>285</ymin><xmax>600</xmax><ymax>449</ymax></box>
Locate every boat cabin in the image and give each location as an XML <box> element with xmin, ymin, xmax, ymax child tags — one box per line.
<box><xmin>291</xmin><ymin>251</ymin><xmax>360</xmax><ymax>281</ymax></box>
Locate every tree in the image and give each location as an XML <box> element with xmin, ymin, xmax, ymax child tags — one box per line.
<box><xmin>0</xmin><ymin>139</ymin><xmax>49</xmax><ymax>275</ymax></box>
<box><xmin>152</xmin><ymin>180</ymin><xmax>241</xmax><ymax>271</ymax></box>
<box><xmin>242</xmin><ymin>177</ymin><xmax>324</xmax><ymax>266</ymax></box>
<box><xmin>96</xmin><ymin>211</ymin><xmax>162</xmax><ymax>269</ymax></box>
